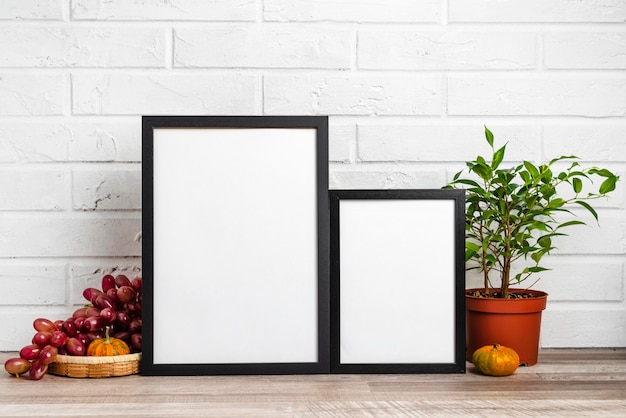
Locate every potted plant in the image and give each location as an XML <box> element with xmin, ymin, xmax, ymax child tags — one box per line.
<box><xmin>444</xmin><ymin>126</ymin><xmax>619</xmax><ymax>365</ymax></box>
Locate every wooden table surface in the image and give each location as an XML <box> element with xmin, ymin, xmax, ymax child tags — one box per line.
<box><xmin>1</xmin><ymin>349</ymin><xmax>625</xmax><ymax>417</ymax></box>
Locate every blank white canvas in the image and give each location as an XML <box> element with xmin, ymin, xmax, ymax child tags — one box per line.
<box><xmin>339</xmin><ymin>199</ymin><xmax>456</xmax><ymax>364</ymax></box>
<box><xmin>152</xmin><ymin>127</ymin><xmax>318</xmax><ymax>364</ymax></box>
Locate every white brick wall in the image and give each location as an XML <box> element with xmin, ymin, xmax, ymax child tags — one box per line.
<box><xmin>264</xmin><ymin>0</ymin><xmax>441</xmax><ymax>22</ymax></box>
<box><xmin>72</xmin><ymin>73</ymin><xmax>258</xmax><ymax>115</ymax></box>
<box><xmin>0</xmin><ymin>0</ymin><xmax>624</xmax><ymax>350</ymax></box>
<box><xmin>264</xmin><ymin>75</ymin><xmax>443</xmax><ymax>115</ymax></box>
<box><xmin>0</xmin><ymin>26</ymin><xmax>166</xmax><ymax>67</ymax></box>
<box><xmin>0</xmin><ymin>74</ymin><xmax>66</xmax><ymax>115</ymax></box>
<box><xmin>358</xmin><ymin>31</ymin><xmax>537</xmax><ymax>70</ymax></box>
<box><xmin>174</xmin><ymin>26</ymin><xmax>354</xmax><ymax>69</ymax></box>
<box><xmin>448</xmin><ymin>0</ymin><xmax>626</xmax><ymax>23</ymax></box>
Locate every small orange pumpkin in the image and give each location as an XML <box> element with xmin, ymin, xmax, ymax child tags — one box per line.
<box><xmin>472</xmin><ymin>343</ymin><xmax>520</xmax><ymax>376</ymax></box>
<box><xmin>87</xmin><ymin>327</ymin><xmax>130</xmax><ymax>356</ymax></box>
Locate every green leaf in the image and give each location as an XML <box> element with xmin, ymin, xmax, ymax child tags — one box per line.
<box><xmin>526</xmin><ymin>266</ymin><xmax>550</xmax><ymax>273</ymax></box>
<box><xmin>555</xmin><ymin>220</ymin><xmax>585</xmax><ymax>231</ymax></box>
<box><xmin>454</xmin><ymin>178</ymin><xmax>482</xmax><ymax>188</ymax></box>
<box><xmin>531</xmin><ymin>251</ymin><xmax>547</xmax><ymax>263</ymax></box>
<box><xmin>538</xmin><ymin>236</ymin><xmax>552</xmax><ymax>249</ymax></box>
<box><xmin>485</xmin><ymin>254</ymin><xmax>498</xmax><ymax>266</ymax></box>
<box><xmin>599</xmin><ymin>177</ymin><xmax>617</xmax><ymax>194</ymax></box>
<box><xmin>549</xmin><ymin>155</ymin><xmax>579</xmax><ymax>165</ymax></box>
<box><xmin>548</xmin><ymin>198</ymin><xmax>566</xmax><ymax>209</ymax></box>
<box><xmin>520</xmin><ymin>170</ymin><xmax>531</xmax><ymax>184</ymax></box>
<box><xmin>523</xmin><ymin>161</ymin><xmax>539</xmax><ymax>178</ymax></box>
<box><xmin>574</xmin><ymin>200</ymin><xmax>599</xmax><ymax>221</ymax></box>
<box><xmin>484</xmin><ymin>126</ymin><xmax>494</xmax><ymax>147</ymax></box>
<box><xmin>541</xmin><ymin>167</ymin><xmax>553</xmax><ymax>183</ymax></box>
<box><xmin>472</xmin><ymin>163</ymin><xmax>492</xmax><ymax>181</ymax></box>
<box><xmin>589</xmin><ymin>168</ymin><xmax>615</xmax><ymax>178</ymax></box>
<box><xmin>572</xmin><ymin>177</ymin><xmax>582</xmax><ymax>194</ymax></box>
<box><xmin>466</xmin><ymin>241</ymin><xmax>480</xmax><ymax>253</ymax></box>
<box><xmin>492</xmin><ymin>144</ymin><xmax>506</xmax><ymax>170</ymax></box>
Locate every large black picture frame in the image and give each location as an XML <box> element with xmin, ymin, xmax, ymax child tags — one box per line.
<box><xmin>329</xmin><ymin>189</ymin><xmax>466</xmax><ymax>374</ymax></box>
<box><xmin>142</xmin><ymin>116</ymin><xmax>329</xmax><ymax>375</ymax></box>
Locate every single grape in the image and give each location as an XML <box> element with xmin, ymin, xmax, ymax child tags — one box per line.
<box><xmin>87</xmin><ymin>306</ymin><xmax>101</xmax><ymax>317</ymax></box>
<box><xmin>95</xmin><ymin>294</ymin><xmax>115</xmax><ymax>310</ymax></box>
<box><xmin>106</xmin><ymin>288</ymin><xmax>119</xmax><ymax>305</ymax></box>
<box><xmin>72</xmin><ymin>307</ymin><xmax>88</xmax><ymax>318</ymax></box>
<box><xmin>131</xmin><ymin>277</ymin><xmax>143</xmax><ymax>293</ymax></box>
<box><xmin>62</xmin><ymin>318</ymin><xmax>77</xmax><ymax>337</ymax></box>
<box><xmin>33</xmin><ymin>318</ymin><xmax>55</xmax><ymax>333</ymax></box>
<box><xmin>39</xmin><ymin>345</ymin><xmax>58</xmax><ymax>365</ymax></box>
<box><xmin>100</xmin><ymin>307</ymin><xmax>116</xmax><ymax>324</ymax></box>
<box><xmin>129</xmin><ymin>318</ymin><xmax>142</xmax><ymax>334</ymax></box>
<box><xmin>130</xmin><ymin>333</ymin><xmax>142</xmax><ymax>351</ymax></box>
<box><xmin>83</xmin><ymin>316</ymin><xmax>104</xmax><ymax>332</ymax></box>
<box><xmin>82</xmin><ymin>287</ymin><xmax>103</xmax><ymax>303</ymax></box>
<box><xmin>49</xmin><ymin>330</ymin><xmax>67</xmax><ymax>348</ymax></box>
<box><xmin>19</xmin><ymin>344</ymin><xmax>41</xmax><ymax>361</ymax></box>
<box><xmin>32</xmin><ymin>331</ymin><xmax>52</xmax><ymax>346</ymax></box>
<box><xmin>66</xmin><ymin>337</ymin><xmax>86</xmax><ymax>356</ymax></box>
<box><xmin>4</xmin><ymin>357</ymin><xmax>31</xmax><ymax>378</ymax></box>
<box><xmin>76</xmin><ymin>333</ymin><xmax>90</xmax><ymax>347</ymax></box>
<box><xmin>114</xmin><ymin>274</ymin><xmax>131</xmax><ymax>288</ymax></box>
<box><xmin>115</xmin><ymin>311</ymin><xmax>131</xmax><ymax>328</ymax></box>
<box><xmin>28</xmin><ymin>360</ymin><xmax>48</xmax><ymax>380</ymax></box>
<box><xmin>74</xmin><ymin>316</ymin><xmax>86</xmax><ymax>331</ymax></box>
<box><xmin>101</xmin><ymin>274</ymin><xmax>116</xmax><ymax>292</ymax></box>
<box><xmin>117</xmin><ymin>286</ymin><xmax>135</xmax><ymax>303</ymax></box>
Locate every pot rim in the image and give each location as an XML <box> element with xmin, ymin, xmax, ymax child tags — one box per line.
<box><xmin>465</xmin><ymin>288</ymin><xmax>548</xmax><ymax>313</ymax></box>
<box><xmin>466</xmin><ymin>288</ymin><xmax>548</xmax><ymax>299</ymax></box>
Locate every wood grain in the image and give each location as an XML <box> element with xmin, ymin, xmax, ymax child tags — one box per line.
<box><xmin>1</xmin><ymin>349</ymin><xmax>625</xmax><ymax>417</ymax></box>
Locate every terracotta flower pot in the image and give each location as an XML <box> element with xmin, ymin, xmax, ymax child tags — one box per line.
<box><xmin>466</xmin><ymin>288</ymin><xmax>548</xmax><ymax>366</ymax></box>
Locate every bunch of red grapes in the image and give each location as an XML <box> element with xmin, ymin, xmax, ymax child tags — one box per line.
<box><xmin>4</xmin><ymin>274</ymin><xmax>142</xmax><ymax>380</ymax></box>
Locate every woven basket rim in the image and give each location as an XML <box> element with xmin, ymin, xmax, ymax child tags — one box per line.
<box><xmin>53</xmin><ymin>352</ymin><xmax>141</xmax><ymax>365</ymax></box>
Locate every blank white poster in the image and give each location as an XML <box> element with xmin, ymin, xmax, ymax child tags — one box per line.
<box><xmin>339</xmin><ymin>199</ymin><xmax>456</xmax><ymax>364</ymax></box>
<box><xmin>151</xmin><ymin>127</ymin><xmax>319</xmax><ymax>364</ymax></box>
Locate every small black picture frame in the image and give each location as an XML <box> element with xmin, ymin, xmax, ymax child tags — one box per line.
<box><xmin>142</xmin><ymin>116</ymin><xmax>329</xmax><ymax>375</ymax></box>
<box><xmin>329</xmin><ymin>189</ymin><xmax>466</xmax><ymax>374</ymax></box>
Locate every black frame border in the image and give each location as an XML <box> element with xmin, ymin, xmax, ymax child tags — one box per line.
<box><xmin>142</xmin><ymin>116</ymin><xmax>330</xmax><ymax>375</ymax></box>
<box><xmin>329</xmin><ymin>189</ymin><xmax>466</xmax><ymax>374</ymax></box>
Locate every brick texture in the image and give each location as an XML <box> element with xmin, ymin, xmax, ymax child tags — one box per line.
<box><xmin>71</xmin><ymin>0</ymin><xmax>256</xmax><ymax>21</ymax></box>
<box><xmin>544</xmin><ymin>32</ymin><xmax>626</xmax><ymax>69</ymax></box>
<box><xmin>174</xmin><ymin>26</ymin><xmax>353</xmax><ymax>69</ymax></box>
<box><xmin>0</xmin><ymin>74</ymin><xmax>66</xmax><ymax>115</ymax></box>
<box><xmin>359</xmin><ymin>31</ymin><xmax>536</xmax><ymax>70</ymax></box>
<box><xmin>264</xmin><ymin>0</ymin><xmax>441</xmax><ymax>22</ymax></box>
<box><xmin>0</xmin><ymin>26</ymin><xmax>166</xmax><ymax>68</ymax></box>
<box><xmin>448</xmin><ymin>0</ymin><xmax>626</xmax><ymax>23</ymax></box>
<box><xmin>0</xmin><ymin>0</ymin><xmax>624</xmax><ymax>350</ymax></box>
<box><xmin>72</xmin><ymin>73</ymin><xmax>257</xmax><ymax>115</ymax></box>
<box><xmin>0</xmin><ymin>0</ymin><xmax>63</xmax><ymax>20</ymax></box>
<box><xmin>264</xmin><ymin>74</ymin><xmax>443</xmax><ymax>115</ymax></box>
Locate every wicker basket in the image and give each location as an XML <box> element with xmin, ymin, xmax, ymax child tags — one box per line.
<box><xmin>48</xmin><ymin>353</ymin><xmax>141</xmax><ymax>378</ymax></box>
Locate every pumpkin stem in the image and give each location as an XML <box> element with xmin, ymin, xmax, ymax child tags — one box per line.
<box><xmin>492</xmin><ymin>343</ymin><xmax>500</xmax><ymax>350</ymax></box>
<box><xmin>104</xmin><ymin>326</ymin><xmax>111</xmax><ymax>342</ymax></box>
